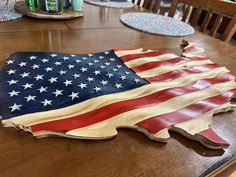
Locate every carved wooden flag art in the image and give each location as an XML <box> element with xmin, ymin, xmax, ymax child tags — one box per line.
<box><xmin>0</xmin><ymin>41</ymin><xmax>236</xmax><ymax>149</ymax></box>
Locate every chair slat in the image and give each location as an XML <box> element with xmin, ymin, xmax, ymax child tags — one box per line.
<box><xmin>191</xmin><ymin>7</ymin><xmax>201</xmax><ymax>27</ymax></box>
<box><xmin>209</xmin><ymin>14</ymin><xmax>223</xmax><ymax>37</ymax></box>
<box><xmin>199</xmin><ymin>10</ymin><xmax>213</xmax><ymax>32</ymax></box>
<box><xmin>182</xmin><ymin>5</ymin><xmax>191</xmax><ymax>22</ymax></box>
<box><xmin>221</xmin><ymin>14</ymin><xmax>236</xmax><ymax>42</ymax></box>
<box><xmin>168</xmin><ymin>0</ymin><xmax>179</xmax><ymax>17</ymax></box>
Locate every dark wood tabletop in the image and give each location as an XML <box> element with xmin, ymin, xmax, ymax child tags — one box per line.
<box><xmin>0</xmin><ymin>2</ymin><xmax>236</xmax><ymax>177</ymax></box>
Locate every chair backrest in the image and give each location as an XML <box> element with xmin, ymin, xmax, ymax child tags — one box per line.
<box><xmin>132</xmin><ymin>0</ymin><xmax>161</xmax><ymax>12</ymax></box>
<box><xmin>168</xmin><ymin>0</ymin><xmax>236</xmax><ymax>42</ymax></box>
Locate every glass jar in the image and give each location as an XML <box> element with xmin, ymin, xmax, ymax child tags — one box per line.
<box><xmin>38</xmin><ymin>0</ymin><xmax>63</xmax><ymax>14</ymax></box>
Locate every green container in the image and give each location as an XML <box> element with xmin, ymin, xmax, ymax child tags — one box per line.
<box><xmin>39</xmin><ymin>0</ymin><xmax>63</xmax><ymax>14</ymax></box>
<box><xmin>25</xmin><ymin>0</ymin><xmax>38</xmax><ymax>11</ymax></box>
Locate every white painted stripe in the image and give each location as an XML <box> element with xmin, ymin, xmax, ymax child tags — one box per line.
<box><xmin>124</xmin><ymin>53</ymin><xmax>179</xmax><ymax>68</ymax></box>
<box><xmin>138</xmin><ymin>60</ymin><xmax>213</xmax><ymax>78</ymax></box>
<box><xmin>114</xmin><ymin>49</ymin><xmax>155</xmax><ymax>57</ymax></box>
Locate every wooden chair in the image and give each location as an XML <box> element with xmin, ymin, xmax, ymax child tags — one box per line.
<box><xmin>168</xmin><ymin>0</ymin><xmax>236</xmax><ymax>42</ymax></box>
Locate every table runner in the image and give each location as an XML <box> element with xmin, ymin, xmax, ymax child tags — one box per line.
<box><xmin>120</xmin><ymin>12</ymin><xmax>194</xmax><ymax>37</ymax></box>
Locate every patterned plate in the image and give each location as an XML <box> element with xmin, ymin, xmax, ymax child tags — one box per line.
<box><xmin>120</xmin><ymin>12</ymin><xmax>195</xmax><ymax>37</ymax></box>
<box><xmin>0</xmin><ymin>0</ymin><xmax>22</xmax><ymax>22</ymax></box>
<box><xmin>84</xmin><ymin>0</ymin><xmax>134</xmax><ymax>8</ymax></box>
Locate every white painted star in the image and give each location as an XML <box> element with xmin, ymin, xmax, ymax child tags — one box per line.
<box><xmin>106</xmin><ymin>73</ymin><xmax>113</xmax><ymax>78</ymax></box>
<box><xmin>109</xmin><ymin>58</ymin><xmax>115</xmax><ymax>61</ymax></box>
<box><xmin>125</xmin><ymin>71</ymin><xmax>130</xmax><ymax>75</ymax></box>
<box><xmin>7</xmin><ymin>60</ymin><xmax>14</xmax><ymax>64</ymax></box>
<box><xmin>78</xmin><ymin>83</ymin><xmax>87</xmax><ymax>89</ymax></box>
<box><xmin>35</xmin><ymin>74</ymin><xmax>44</xmax><ymax>81</ymax></box>
<box><xmin>48</xmin><ymin>77</ymin><xmax>58</xmax><ymax>83</ymax></box>
<box><xmin>54</xmin><ymin>61</ymin><xmax>62</xmax><ymax>66</ymax></box>
<box><xmin>134</xmin><ymin>78</ymin><xmax>141</xmax><ymax>83</ymax></box>
<box><xmin>19</xmin><ymin>62</ymin><xmax>27</xmax><ymax>67</ymax></box>
<box><xmin>41</xmin><ymin>58</ymin><xmax>49</xmax><ymax>63</ymax></box>
<box><xmin>53</xmin><ymin>89</ymin><xmax>63</xmax><ymax>97</ymax></box>
<box><xmin>22</xmin><ymin>83</ymin><xmax>33</xmax><ymax>89</ymax></box>
<box><xmin>71</xmin><ymin>54</ymin><xmax>76</xmax><ymax>57</ymax></box>
<box><xmin>76</xmin><ymin>59</ymin><xmax>81</xmax><ymax>63</ymax></box>
<box><xmin>25</xmin><ymin>95</ymin><xmax>36</xmax><ymax>102</ymax></box>
<box><xmin>94</xmin><ymin>60</ymin><xmax>99</xmax><ymax>63</ymax></box>
<box><xmin>87</xmin><ymin>77</ymin><xmax>94</xmax><ymax>82</ymax></box>
<box><xmin>38</xmin><ymin>86</ymin><xmax>48</xmax><ymax>93</ymax></box>
<box><xmin>104</xmin><ymin>51</ymin><xmax>109</xmax><ymax>55</ymax></box>
<box><xmin>31</xmin><ymin>64</ymin><xmax>40</xmax><ymax>69</ymax></box>
<box><xmin>105</xmin><ymin>62</ymin><xmax>110</xmax><ymax>66</ymax></box>
<box><xmin>93</xmin><ymin>87</ymin><xmax>101</xmax><ymax>92</ymax></box>
<box><xmin>88</xmin><ymin>54</ymin><xmax>93</xmax><ymax>57</ymax></box>
<box><xmin>88</xmin><ymin>62</ymin><xmax>93</xmax><ymax>66</ymax></box>
<box><xmin>94</xmin><ymin>70</ymin><xmax>101</xmax><ymax>75</ymax></box>
<box><xmin>63</xmin><ymin>57</ymin><xmax>69</xmax><ymax>60</ymax></box>
<box><xmin>29</xmin><ymin>56</ymin><xmax>37</xmax><ymax>60</ymax></box>
<box><xmin>67</xmin><ymin>64</ymin><xmax>75</xmax><ymax>69</ymax></box>
<box><xmin>117</xmin><ymin>65</ymin><xmax>122</xmax><ymax>68</ymax></box>
<box><xmin>100</xmin><ymin>65</ymin><xmax>106</xmax><ymax>69</ymax></box>
<box><xmin>41</xmin><ymin>99</ymin><xmax>52</xmax><ymax>106</ymax></box>
<box><xmin>45</xmin><ymin>67</ymin><xmax>53</xmax><ymax>72</ymax></box>
<box><xmin>50</xmin><ymin>54</ymin><xmax>57</xmax><ymax>57</ymax></box>
<box><xmin>113</xmin><ymin>68</ymin><xmax>118</xmax><ymax>72</ymax></box>
<box><xmin>59</xmin><ymin>70</ymin><xmax>67</xmax><ymax>75</ymax></box>
<box><xmin>82</xmin><ymin>57</ymin><xmax>87</xmax><ymax>60</ymax></box>
<box><xmin>7</xmin><ymin>69</ymin><xmax>16</xmax><ymax>75</ymax></box>
<box><xmin>73</xmin><ymin>73</ymin><xmax>80</xmax><ymax>79</ymax></box>
<box><xmin>9</xmin><ymin>103</ymin><xmax>22</xmax><ymax>112</ymax></box>
<box><xmin>64</xmin><ymin>80</ymin><xmax>72</xmax><ymax>86</ymax></box>
<box><xmin>7</xmin><ymin>80</ymin><xmax>18</xmax><ymax>85</ymax></box>
<box><xmin>8</xmin><ymin>90</ymin><xmax>20</xmax><ymax>97</ymax></box>
<box><xmin>68</xmin><ymin>92</ymin><xmax>79</xmax><ymax>100</ymax></box>
<box><xmin>99</xmin><ymin>56</ymin><xmax>104</xmax><ymax>59</ymax></box>
<box><xmin>20</xmin><ymin>72</ymin><xmax>30</xmax><ymax>78</ymax></box>
<box><xmin>120</xmin><ymin>75</ymin><xmax>127</xmax><ymax>80</ymax></box>
<box><xmin>100</xmin><ymin>80</ymin><xmax>108</xmax><ymax>85</ymax></box>
<box><xmin>80</xmin><ymin>67</ymin><xmax>87</xmax><ymax>72</ymax></box>
<box><xmin>115</xmin><ymin>83</ymin><xmax>122</xmax><ymax>89</ymax></box>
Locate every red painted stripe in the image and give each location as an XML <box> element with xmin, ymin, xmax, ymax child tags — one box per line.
<box><xmin>31</xmin><ymin>75</ymin><xmax>235</xmax><ymax>133</ymax></box>
<box><xmin>145</xmin><ymin>64</ymin><xmax>223</xmax><ymax>82</ymax></box>
<box><xmin>132</xmin><ymin>57</ymin><xmax>209</xmax><ymax>73</ymax></box>
<box><xmin>197</xmin><ymin>128</ymin><xmax>229</xmax><ymax>145</ymax></box>
<box><xmin>136</xmin><ymin>89</ymin><xmax>236</xmax><ymax>134</ymax></box>
<box><xmin>120</xmin><ymin>51</ymin><xmax>169</xmax><ymax>62</ymax></box>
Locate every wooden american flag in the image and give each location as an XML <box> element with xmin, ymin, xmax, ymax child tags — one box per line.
<box><xmin>1</xmin><ymin>40</ymin><xmax>235</xmax><ymax>149</ymax></box>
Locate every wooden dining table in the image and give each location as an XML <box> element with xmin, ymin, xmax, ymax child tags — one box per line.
<box><xmin>0</xmin><ymin>2</ymin><xmax>236</xmax><ymax>177</ymax></box>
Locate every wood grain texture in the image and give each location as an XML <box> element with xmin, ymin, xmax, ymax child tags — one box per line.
<box><xmin>14</xmin><ymin>1</ymin><xmax>83</xmax><ymax>20</ymax></box>
<box><xmin>0</xmin><ymin>2</ymin><xmax>236</xmax><ymax>176</ymax></box>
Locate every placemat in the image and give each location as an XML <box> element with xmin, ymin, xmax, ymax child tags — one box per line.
<box><xmin>84</xmin><ymin>0</ymin><xmax>134</xmax><ymax>8</ymax></box>
<box><xmin>0</xmin><ymin>0</ymin><xmax>22</xmax><ymax>22</ymax></box>
<box><xmin>120</xmin><ymin>12</ymin><xmax>194</xmax><ymax>37</ymax></box>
